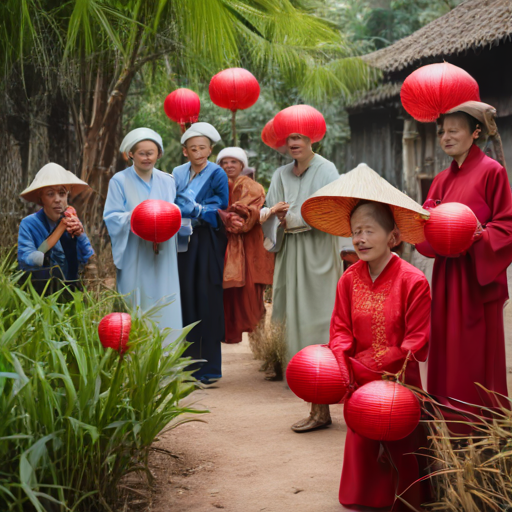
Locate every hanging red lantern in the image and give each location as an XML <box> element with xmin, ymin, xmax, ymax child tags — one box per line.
<box><xmin>344</xmin><ymin>380</ymin><xmax>421</xmax><ymax>441</ymax></box>
<box><xmin>273</xmin><ymin>105</ymin><xmax>326</xmax><ymax>143</ymax></box>
<box><xmin>261</xmin><ymin>118</ymin><xmax>286</xmax><ymax>150</ymax></box>
<box><xmin>286</xmin><ymin>344</ymin><xmax>350</xmax><ymax>404</ymax></box>
<box><xmin>424</xmin><ymin>202</ymin><xmax>478</xmax><ymax>256</ymax></box>
<box><xmin>401</xmin><ymin>63</ymin><xmax>480</xmax><ymax>123</ymax></box>
<box><xmin>163</xmin><ymin>88</ymin><xmax>200</xmax><ymax>130</ymax></box>
<box><xmin>98</xmin><ymin>313</ymin><xmax>132</xmax><ymax>354</ymax></box>
<box><xmin>209</xmin><ymin>68</ymin><xmax>260</xmax><ymax>112</ymax></box>
<box><xmin>131</xmin><ymin>200</ymin><xmax>182</xmax><ymax>253</ymax></box>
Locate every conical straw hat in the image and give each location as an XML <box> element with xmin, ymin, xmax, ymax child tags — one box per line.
<box><xmin>301</xmin><ymin>163</ymin><xmax>430</xmax><ymax>244</ymax></box>
<box><xmin>20</xmin><ymin>163</ymin><xmax>89</xmax><ymax>204</ymax></box>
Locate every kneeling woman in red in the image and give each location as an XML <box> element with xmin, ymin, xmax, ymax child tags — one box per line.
<box><xmin>302</xmin><ymin>165</ymin><xmax>431</xmax><ymax>510</ymax></box>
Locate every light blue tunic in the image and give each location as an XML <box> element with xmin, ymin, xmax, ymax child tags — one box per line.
<box><xmin>103</xmin><ymin>166</ymin><xmax>182</xmax><ymax>345</ymax></box>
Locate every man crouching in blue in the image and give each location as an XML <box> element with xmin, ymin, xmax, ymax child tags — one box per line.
<box><xmin>17</xmin><ymin>163</ymin><xmax>94</xmax><ymax>293</ymax></box>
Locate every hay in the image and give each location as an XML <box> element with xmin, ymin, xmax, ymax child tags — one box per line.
<box><xmin>411</xmin><ymin>386</ymin><xmax>512</xmax><ymax>511</ymax></box>
<box><xmin>248</xmin><ymin>313</ymin><xmax>287</xmax><ymax>379</ymax></box>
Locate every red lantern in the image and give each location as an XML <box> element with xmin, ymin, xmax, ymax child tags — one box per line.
<box><xmin>98</xmin><ymin>313</ymin><xmax>131</xmax><ymax>354</ymax></box>
<box><xmin>163</xmin><ymin>88</ymin><xmax>200</xmax><ymax>129</ymax></box>
<box><xmin>261</xmin><ymin>118</ymin><xmax>286</xmax><ymax>150</ymax></box>
<box><xmin>344</xmin><ymin>380</ymin><xmax>421</xmax><ymax>441</ymax></box>
<box><xmin>131</xmin><ymin>199</ymin><xmax>182</xmax><ymax>244</ymax></box>
<box><xmin>209</xmin><ymin>68</ymin><xmax>260</xmax><ymax>112</ymax></box>
<box><xmin>424</xmin><ymin>202</ymin><xmax>478</xmax><ymax>256</ymax></box>
<box><xmin>286</xmin><ymin>344</ymin><xmax>350</xmax><ymax>404</ymax></box>
<box><xmin>401</xmin><ymin>63</ymin><xmax>480</xmax><ymax>123</ymax></box>
<box><xmin>273</xmin><ymin>105</ymin><xmax>326</xmax><ymax>143</ymax></box>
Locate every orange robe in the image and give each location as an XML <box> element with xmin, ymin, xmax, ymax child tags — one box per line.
<box><xmin>329</xmin><ymin>255</ymin><xmax>431</xmax><ymax>510</ymax></box>
<box><xmin>220</xmin><ymin>176</ymin><xmax>274</xmax><ymax>343</ymax></box>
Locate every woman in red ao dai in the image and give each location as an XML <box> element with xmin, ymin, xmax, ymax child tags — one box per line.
<box><xmin>329</xmin><ymin>201</ymin><xmax>431</xmax><ymax>510</ymax></box>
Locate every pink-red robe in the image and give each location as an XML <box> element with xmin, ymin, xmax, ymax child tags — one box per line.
<box><xmin>329</xmin><ymin>254</ymin><xmax>431</xmax><ymax>510</ymax></box>
<box><xmin>416</xmin><ymin>144</ymin><xmax>512</xmax><ymax>408</ymax></box>
<box><xmin>220</xmin><ymin>176</ymin><xmax>275</xmax><ymax>343</ymax></box>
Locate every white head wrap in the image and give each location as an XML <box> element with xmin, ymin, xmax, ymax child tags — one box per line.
<box><xmin>120</xmin><ymin>127</ymin><xmax>164</xmax><ymax>155</ymax></box>
<box><xmin>216</xmin><ymin>147</ymin><xmax>249</xmax><ymax>169</ymax></box>
<box><xmin>181</xmin><ymin>122</ymin><xmax>221</xmax><ymax>146</ymax></box>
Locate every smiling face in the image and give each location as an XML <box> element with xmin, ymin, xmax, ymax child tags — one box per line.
<box><xmin>350</xmin><ymin>203</ymin><xmax>395</xmax><ymax>264</ymax></box>
<box><xmin>286</xmin><ymin>134</ymin><xmax>313</xmax><ymax>161</ymax></box>
<box><xmin>220</xmin><ymin>157</ymin><xmax>244</xmax><ymax>182</ymax></box>
<box><xmin>437</xmin><ymin>114</ymin><xmax>480</xmax><ymax>161</ymax></box>
<box><xmin>129</xmin><ymin>140</ymin><xmax>161</xmax><ymax>173</ymax></box>
<box><xmin>183</xmin><ymin>136</ymin><xmax>213</xmax><ymax>168</ymax></box>
<box><xmin>40</xmin><ymin>186</ymin><xmax>69</xmax><ymax>222</ymax></box>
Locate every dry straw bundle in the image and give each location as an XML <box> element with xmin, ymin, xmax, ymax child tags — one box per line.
<box><xmin>410</xmin><ymin>386</ymin><xmax>512</xmax><ymax>511</ymax></box>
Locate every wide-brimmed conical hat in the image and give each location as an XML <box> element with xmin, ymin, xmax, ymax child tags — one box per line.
<box><xmin>301</xmin><ymin>163</ymin><xmax>429</xmax><ymax>244</ymax></box>
<box><xmin>20</xmin><ymin>163</ymin><xmax>89</xmax><ymax>204</ymax></box>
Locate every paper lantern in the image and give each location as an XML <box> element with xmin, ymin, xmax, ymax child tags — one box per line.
<box><xmin>273</xmin><ymin>105</ymin><xmax>326</xmax><ymax>143</ymax></box>
<box><xmin>98</xmin><ymin>313</ymin><xmax>131</xmax><ymax>354</ymax></box>
<box><xmin>344</xmin><ymin>380</ymin><xmax>421</xmax><ymax>441</ymax></box>
<box><xmin>401</xmin><ymin>63</ymin><xmax>480</xmax><ymax>122</ymax></box>
<box><xmin>261</xmin><ymin>118</ymin><xmax>286</xmax><ymax>150</ymax></box>
<box><xmin>131</xmin><ymin>199</ymin><xmax>182</xmax><ymax>244</ymax></box>
<box><xmin>286</xmin><ymin>344</ymin><xmax>350</xmax><ymax>404</ymax></box>
<box><xmin>209</xmin><ymin>68</ymin><xmax>260</xmax><ymax>112</ymax></box>
<box><xmin>163</xmin><ymin>88</ymin><xmax>200</xmax><ymax>127</ymax></box>
<box><xmin>424</xmin><ymin>202</ymin><xmax>477</xmax><ymax>256</ymax></box>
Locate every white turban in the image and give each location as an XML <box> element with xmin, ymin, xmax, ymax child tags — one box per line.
<box><xmin>120</xmin><ymin>128</ymin><xmax>164</xmax><ymax>155</ymax></box>
<box><xmin>216</xmin><ymin>147</ymin><xmax>249</xmax><ymax>169</ymax></box>
<box><xmin>181</xmin><ymin>122</ymin><xmax>221</xmax><ymax>145</ymax></box>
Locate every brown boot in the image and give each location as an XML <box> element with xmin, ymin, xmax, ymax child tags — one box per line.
<box><xmin>291</xmin><ymin>404</ymin><xmax>331</xmax><ymax>433</ymax></box>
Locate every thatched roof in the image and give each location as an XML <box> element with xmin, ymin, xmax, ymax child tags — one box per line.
<box><xmin>364</xmin><ymin>0</ymin><xmax>512</xmax><ymax>73</ymax></box>
<box><xmin>348</xmin><ymin>82</ymin><xmax>402</xmax><ymax>110</ymax></box>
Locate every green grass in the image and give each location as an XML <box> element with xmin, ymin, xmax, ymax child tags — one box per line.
<box><xmin>0</xmin><ymin>252</ymin><xmax>203</xmax><ymax>511</ymax></box>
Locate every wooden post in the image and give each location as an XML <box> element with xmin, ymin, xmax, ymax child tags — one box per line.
<box><xmin>231</xmin><ymin>110</ymin><xmax>237</xmax><ymax>146</ymax></box>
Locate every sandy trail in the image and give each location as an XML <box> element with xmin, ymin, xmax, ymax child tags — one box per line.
<box><xmin>151</xmin><ymin>336</ymin><xmax>364</xmax><ymax>512</ymax></box>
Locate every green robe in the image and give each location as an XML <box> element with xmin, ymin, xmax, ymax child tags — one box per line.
<box><xmin>266</xmin><ymin>154</ymin><xmax>343</xmax><ymax>359</ymax></box>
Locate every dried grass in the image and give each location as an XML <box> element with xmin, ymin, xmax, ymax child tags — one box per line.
<box><xmin>248</xmin><ymin>316</ymin><xmax>288</xmax><ymax>376</ymax></box>
<box><xmin>410</xmin><ymin>386</ymin><xmax>512</xmax><ymax>511</ymax></box>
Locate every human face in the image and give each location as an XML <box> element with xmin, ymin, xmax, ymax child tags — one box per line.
<box><xmin>286</xmin><ymin>134</ymin><xmax>313</xmax><ymax>161</ymax></box>
<box><xmin>183</xmin><ymin>136</ymin><xmax>212</xmax><ymax>168</ymax></box>
<box><xmin>129</xmin><ymin>140</ymin><xmax>160</xmax><ymax>174</ymax></box>
<box><xmin>437</xmin><ymin>116</ymin><xmax>480</xmax><ymax>161</ymax></box>
<box><xmin>220</xmin><ymin>157</ymin><xmax>244</xmax><ymax>182</ymax></box>
<box><xmin>40</xmin><ymin>186</ymin><xmax>69</xmax><ymax>222</ymax></box>
<box><xmin>350</xmin><ymin>206</ymin><xmax>393</xmax><ymax>264</ymax></box>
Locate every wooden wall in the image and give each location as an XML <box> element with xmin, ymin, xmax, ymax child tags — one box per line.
<box><xmin>345</xmin><ymin>105</ymin><xmax>404</xmax><ymax>189</ymax></box>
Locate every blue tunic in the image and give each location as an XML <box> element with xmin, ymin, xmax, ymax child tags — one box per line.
<box><xmin>103</xmin><ymin>166</ymin><xmax>182</xmax><ymax>346</ymax></box>
<box><xmin>173</xmin><ymin>161</ymin><xmax>229</xmax><ymax>382</ymax></box>
<box><xmin>18</xmin><ymin>208</ymin><xmax>94</xmax><ymax>281</ymax></box>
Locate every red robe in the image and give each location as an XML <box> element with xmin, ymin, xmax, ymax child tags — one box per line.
<box><xmin>329</xmin><ymin>254</ymin><xmax>431</xmax><ymax>510</ymax></box>
<box><xmin>416</xmin><ymin>144</ymin><xmax>512</xmax><ymax>408</ymax></box>
<box><xmin>220</xmin><ymin>176</ymin><xmax>275</xmax><ymax>343</ymax></box>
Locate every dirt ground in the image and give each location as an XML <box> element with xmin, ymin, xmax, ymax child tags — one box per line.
<box><xmin>145</xmin><ymin>337</ymin><xmax>358</xmax><ymax>512</ymax></box>
<box><xmin>121</xmin><ymin>257</ymin><xmax>512</xmax><ymax>512</ymax></box>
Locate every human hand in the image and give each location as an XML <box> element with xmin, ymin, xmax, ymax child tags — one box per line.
<box><xmin>473</xmin><ymin>220</ymin><xmax>484</xmax><ymax>241</ymax></box>
<box><xmin>228</xmin><ymin>214</ymin><xmax>244</xmax><ymax>232</ymax></box>
<box><xmin>65</xmin><ymin>216</ymin><xmax>84</xmax><ymax>237</ymax></box>
<box><xmin>272</xmin><ymin>202</ymin><xmax>289</xmax><ymax>220</ymax></box>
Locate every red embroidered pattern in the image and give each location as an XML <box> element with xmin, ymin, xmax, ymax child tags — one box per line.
<box><xmin>352</xmin><ymin>273</ymin><xmax>393</xmax><ymax>368</ymax></box>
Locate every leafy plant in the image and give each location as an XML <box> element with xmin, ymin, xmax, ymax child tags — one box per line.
<box><xmin>0</xmin><ymin>254</ymin><xmax>202</xmax><ymax>511</ymax></box>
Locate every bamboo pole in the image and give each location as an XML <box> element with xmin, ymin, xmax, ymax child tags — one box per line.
<box><xmin>231</xmin><ymin>110</ymin><xmax>237</xmax><ymax>146</ymax></box>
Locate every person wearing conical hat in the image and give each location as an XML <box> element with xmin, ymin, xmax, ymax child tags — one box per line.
<box><xmin>18</xmin><ymin>163</ymin><xmax>94</xmax><ymax>291</ymax></box>
<box><xmin>302</xmin><ymin>163</ymin><xmax>431</xmax><ymax>510</ymax></box>
<box><xmin>262</xmin><ymin>107</ymin><xmax>343</xmax><ymax>401</ymax></box>
<box><xmin>412</xmin><ymin>100</ymin><xmax>512</xmax><ymax>410</ymax></box>
<box><xmin>172</xmin><ymin>122</ymin><xmax>229</xmax><ymax>384</ymax></box>
<box><xmin>103</xmin><ymin>127</ymin><xmax>182</xmax><ymax>346</ymax></box>
<box><xmin>216</xmin><ymin>147</ymin><xmax>274</xmax><ymax>345</ymax></box>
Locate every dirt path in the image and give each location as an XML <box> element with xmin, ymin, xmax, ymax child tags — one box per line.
<box><xmin>150</xmin><ymin>336</ymin><xmax>358</xmax><ymax>512</ymax></box>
